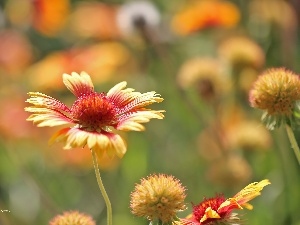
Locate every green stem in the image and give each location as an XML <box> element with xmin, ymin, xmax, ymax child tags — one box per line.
<box><xmin>91</xmin><ymin>149</ymin><xmax>112</xmax><ymax>225</ymax></box>
<box><xmin>285</xmin><ymin>124</ymin><xmax>300</xmax><ymax>165</ymax></box>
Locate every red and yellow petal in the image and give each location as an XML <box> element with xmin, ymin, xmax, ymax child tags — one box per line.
<box><xmin>26</xmin><ymin>110</ymin><xmax>73</xmax><ymax>127</ymax></box>
<box><xmin>179</xmin><ymin>218</ymin><xmax>199</xmax><ymax>225</ymax></box>
<box><xmin>218</xmin><ymin>179</ymin><xmax>270</xmax><ymax>213</ymax></box>
<box><xmin>107</xmin><ymin>81</ymin><xmax>128</xmax><ymax>100</ymax></box>
<box><xmin>200</xmin><ymin>207</ymin><xmax>221</xmax><ymax>223</ymax></box>
<box><xmin>101</xmin><ymin>132</ymin><xmax>127</xmax><ymax>158</ymax></box>
<box><xmin>217</xmin><ymin>198</ymin><xmax>242</xmax><ymax>214</ymax></box>
<box><xmin>26</xmin><ymin>92</ymin><xmax>71</xmax><ymax>113</ymax></box>
<box><xmin>25</xmin><ymin>92</ymin><xmax>73</xmax><ymax>127</ymax></box>
<box><xmin>118</xmin><ymin>91</ymin><xmax>164</xmax><ymax>113</ymax></box>
<box><xmin>49</xmin><ymin>127</ymin><xmax>71</xmax><ymax>145</ymax></box>
<box><xmin>117</xmin><ymin>110</ymin><xmax>165</xmax><ymax>131</ymax></box>
<box><xmin>63</xmin><ymin>71</ymin><xmax>94</xmax><ymax>97</ymax></box>
<box><xmin>50</xmin><ymin>127</ymin><xmax>127</xmax><ymax>158</ymax></box>
<box><xmin>232</xmin><ymin>179</ymin><xmax>270</xmax><ymax>207</ymax></box>
<box><xmin>107</xmin><ymin>81</ymin><xmax>164</xmax><ymax>110</ymax></box>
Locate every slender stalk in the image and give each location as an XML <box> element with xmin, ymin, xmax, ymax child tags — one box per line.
<box><xmin>285</xmin><ymin>124</ymin><xmax>300</xmax><ymax>164</ymax></box>
<box><xmin>91</xmin><ymin>149</ymin><xmax>112</xmax><ymax>225</ymax></box>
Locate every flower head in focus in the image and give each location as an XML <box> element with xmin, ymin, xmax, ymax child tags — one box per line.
<box><xmin>49</xmin><ymin>211</ymin><xmax>95</xmax><ymax>225</ymax></box>
<box><xmin>249</xmin><ymin>68</ymin><xmax>300</xmax><ymax>130</ymax></box>
<box><xmin>180</xmin><ymin>179</ymin><xmax>270</xmax><ymax>225</ymax></box>
<box><xmin>25</xmin><ymin>71</ymin><xmax>164</xmax><ymax>158</ymax></box>
<box><xmin>130</xmin><ymin>174</ymin><xmax>187</xmax><ymax>224</ymax></box>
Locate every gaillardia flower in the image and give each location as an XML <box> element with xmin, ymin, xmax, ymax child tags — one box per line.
<box><xmin>49</xmin><ymin>211</ymin><xmax>96</xmax><ymax>225</ymax></box>
<box><xmin>180</xmin><ymin>179</ymin><xmax>270</xmax><ymax>225</ymax></box>
<box><xmin>25</xmin><ymin>71</ymin><xmax>164</xmax><ymax>158</ymax></box>
<box><xmin>130</xmin><ymin>174</ymin><xmax>187</xmax><ymax>224</ymax></box>
<box><xmin>249</xmin><ymin>68</ymin><xmax>300</xmax><ymax>130</ymax></box>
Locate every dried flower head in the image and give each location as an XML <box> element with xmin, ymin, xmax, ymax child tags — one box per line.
<box><xmin>49</xmin><ymin>211</ymin><xmax>96</xmax><ymax>225</ymax></box>
<box><xmin>25</xmin><ymin>71</ymin><xmax>164</xmax><ymax>158</ymax></box>
<box><xmin>130</xmin><ymin>174</ymin><xmax>187</xmax><ymax>224</ymax></box>
<box><xmin>180</xmin><ymin>179</ymin><xmax>270</xmax><ymax>225</ymax></box>
<box><xmin>249</xmin><ymin>68</ymin><xmax>300</xmax><ymax>129</ymax></box>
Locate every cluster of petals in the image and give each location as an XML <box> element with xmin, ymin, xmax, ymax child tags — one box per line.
<box><xmin>25</xmin><ymin>71</ymin><xmax>164</xmax><ymax>158</ymax></box>
<box><xmin>179</xmin><ymin>179</ymin><xmax>270</xmax><ymax>225</ymax></box>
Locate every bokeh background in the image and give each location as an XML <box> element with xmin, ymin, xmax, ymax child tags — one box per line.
<box><xmin>0</xmin><ymin>0</ymin><xmax>300</xmax><ymax>224</ymax></box>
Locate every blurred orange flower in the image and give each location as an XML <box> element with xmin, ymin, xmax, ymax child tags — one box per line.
<box><xmin>26</xmin><ymin>42</ymin><xmax>136</xmax><ymax>91</ymax></box>
<box><xmin>171</xmin><ymin>0</ymin><xmax>240</xmax><ymax>35</ymax></box>
<box><xmin>0</xmin><ymin>30</ymin><xmax>32</xmax><ymax>77</ymax></box>
<box><xmin>32</xmin><ymin>0</ymin><xmax>70</xmax><ymax>36</ymax></box>
<box><xmin>206</xmin><ymin>155</ymin><xmax>252</xmax><ymax>189</ymax></box>
<box><xmin>0</xmin><ymin>89</ymin><xmax>37</xmax><ymax>140</ymax></box>
<box><xmin>69</xmin><ymin>2</ymin><xmax>121</xmax><ymax>39</ymax></box>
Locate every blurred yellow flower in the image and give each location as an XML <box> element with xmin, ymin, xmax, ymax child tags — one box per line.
<box><xmin>218</xmin><ymin>36</ymin><xmax>265</xmax><ymax>70</ymax></box>
<box><xmin>249</xmin><ymin>0</ymin><xmax>297</xmax><ymax>29</ymax></box>
<box><xmin>226</xmin><ymin>120</ymin><xmax>271</xmax><ymax>151</ymax></box>
<box><xmin>130</xmin><ymin>174</ymin><xmax>187</xmax><ymax>224</ymax></box>
<box><xmin>180</xmin><ymin>179</ymin><xmax>270</xmax><ymax>225</ymax></box>
<box><xmin>177</xmin><ymin>57</ymin><xmax>230</xmax><ymax>102</ymax></box>
<box><xmin>171</xmin><ymin>0</ymin><xmax>240</xmax><ymax>35</ymax></box>
<box><xmin>69</xmin><ymin>2</ymin><xmax>121</xmax><ymax>39</ymax></box>
<box><xmin>25</xmin><ymin>71</ymin><xmax>164</xmax><ymax>158</ymax></box>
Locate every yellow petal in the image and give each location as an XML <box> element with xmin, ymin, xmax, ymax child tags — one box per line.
<box><xmin>200</xmin><ymin>207</ymin><xmax>221</xmax><ymax>223</ymax></box>
<box><xmin>233</xmin><ymin>179</ymin><xmax>271</xmax><ymax>206</ymax></box>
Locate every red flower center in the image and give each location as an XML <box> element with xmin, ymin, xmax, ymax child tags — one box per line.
<box><xmin>193</xmin><ymin>194</ymin><xmax>226</xmax><ymax>224</ymax></box>
<box><xmin>70</xmin><ymin>92</ymin><xmax>118</xmax><ymax>131</ymax></box>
